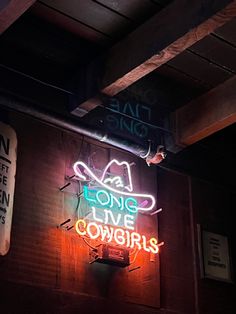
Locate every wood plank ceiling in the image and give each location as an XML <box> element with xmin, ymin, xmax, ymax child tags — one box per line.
<box><xmin>0</xmin><ymin>1</ymin><xmax>235</xmax><ymax>118</ymax></box>
<box><xmin>31</xmin><ymin>0</ymin><xmax>171</xmax><ymax>45</ymax></box>
<box><xmin>0</xmin><ymin>0</ymin><xmax>235</xmax><ymax>187</ymax></box>
<box><xmin>151</xmin><ymin>16</ymin><xmax>236</xmax><ymax>109</ymax></box>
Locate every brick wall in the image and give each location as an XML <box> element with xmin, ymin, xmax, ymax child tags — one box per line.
<box><xmin>0</xmin><ymin>108</ymin><xmax>235</xmax><ymax>314</ymax></box>
<box><xmin>192</xmin><ymin>179</ymin><xmax>236</xmax><ymax>314</ymax></box>
<box><xmin>157</xmin><ymin>169</ymin><xmax>196</xmax><ymax>314</ymax></box>
<box><xmin>0</xmin><ymin>110</ymin><xmax>160</xmax><ymax>313</ymax></box>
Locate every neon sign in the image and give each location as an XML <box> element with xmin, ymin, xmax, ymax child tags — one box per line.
<box><xmin>73</xmin><ymin>159</ymin><xmax>162</xmax><ymax>254</ymax></box>
<box><xmin>75</xmin><ymin>220</ymin><xmax>159</xmax><ymax>254</ymax></box>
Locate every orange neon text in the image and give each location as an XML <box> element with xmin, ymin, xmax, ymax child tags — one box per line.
<box><xmin>75</xmin><ymin>219</ymin><xmax>160</xmax><ymax>254</ymax></box>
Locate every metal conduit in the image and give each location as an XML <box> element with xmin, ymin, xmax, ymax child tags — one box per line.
<box><xmin>0</xmin><ymin>94</ymin><xmax>160</xmax><ymax>160</ymax></box>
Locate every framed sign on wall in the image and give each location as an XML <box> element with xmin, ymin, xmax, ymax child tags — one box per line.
<box><xmin>0</xmin><ymin>121</ymin><xmax>17</xmax><ymax>255</ymax></box>
<box><xmin>198</xmin><ymin>226</ymin><xmax>233</xmax><ymax>283</ymax></box>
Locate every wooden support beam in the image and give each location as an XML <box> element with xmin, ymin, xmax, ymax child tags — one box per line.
<box><xmin>102</xmin><ymin>0</ymin><xmax>236</xmax><ymax>96</ymax></box>
<box><xmin>174</xmin><ymin>76</ymin><xmax>236</xmax><ymax>146</ymax></box>
<box><xmin>72</xmin><ymin>0</ymin><xmax>236</xmax><ymax>117</ymax></box>
<box><xmin>0</xmin><ymin>0</ymin><xmax>36</xmax><ymax>34</ymax></box>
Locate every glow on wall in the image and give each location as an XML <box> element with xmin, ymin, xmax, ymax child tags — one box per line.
<box><xmin>73</xmin><ymin>159</ymin><xmax>162</xmax><ymax>254</ymax></box>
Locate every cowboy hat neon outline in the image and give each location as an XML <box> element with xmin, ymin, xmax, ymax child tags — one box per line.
<box><xmin>73</xmin><ymin>159</ymin><xmax>156</xmax><ymax>212</ymax></box>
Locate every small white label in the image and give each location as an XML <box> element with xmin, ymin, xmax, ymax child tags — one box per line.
<box><xmin>203</xmin><ymin>231</ymin><xmax>231</xmax><ymax>281</ymax></box>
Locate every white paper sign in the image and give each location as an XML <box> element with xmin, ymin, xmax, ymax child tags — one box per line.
<box><xmin>0</xmin><ymin>121</ymin><xmax>17</xmax><ymax>255</ymax></box>
<box><xmin>202</xmin><ymin>231</ymin><xmax>231</xmax><ymax>282</ymax></box>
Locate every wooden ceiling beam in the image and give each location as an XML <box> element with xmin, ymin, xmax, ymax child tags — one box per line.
<box><xmin>71</xmin><ymin>0</ymin><xmax>236</xmax><ymax>117</ymax></box>
<box><xmin>174</xmin><ymin>76</ymin><xmax>236</xmax><ymax>146</ymax></box>
<box><xmin>0</xmin><ymin>0</ymin><xmax>36</xmax><ymax>34</ymax></box>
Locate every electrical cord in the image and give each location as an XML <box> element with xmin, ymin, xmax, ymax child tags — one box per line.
<box><xmin>0</xmin><ymin>63</ymin><xmax>74</xmax><ymax>95</ymax></box>
<box><xmin>81</xmin><ymin>237</ymin><xmax>97</xmax><ymax>250</ymax></box>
